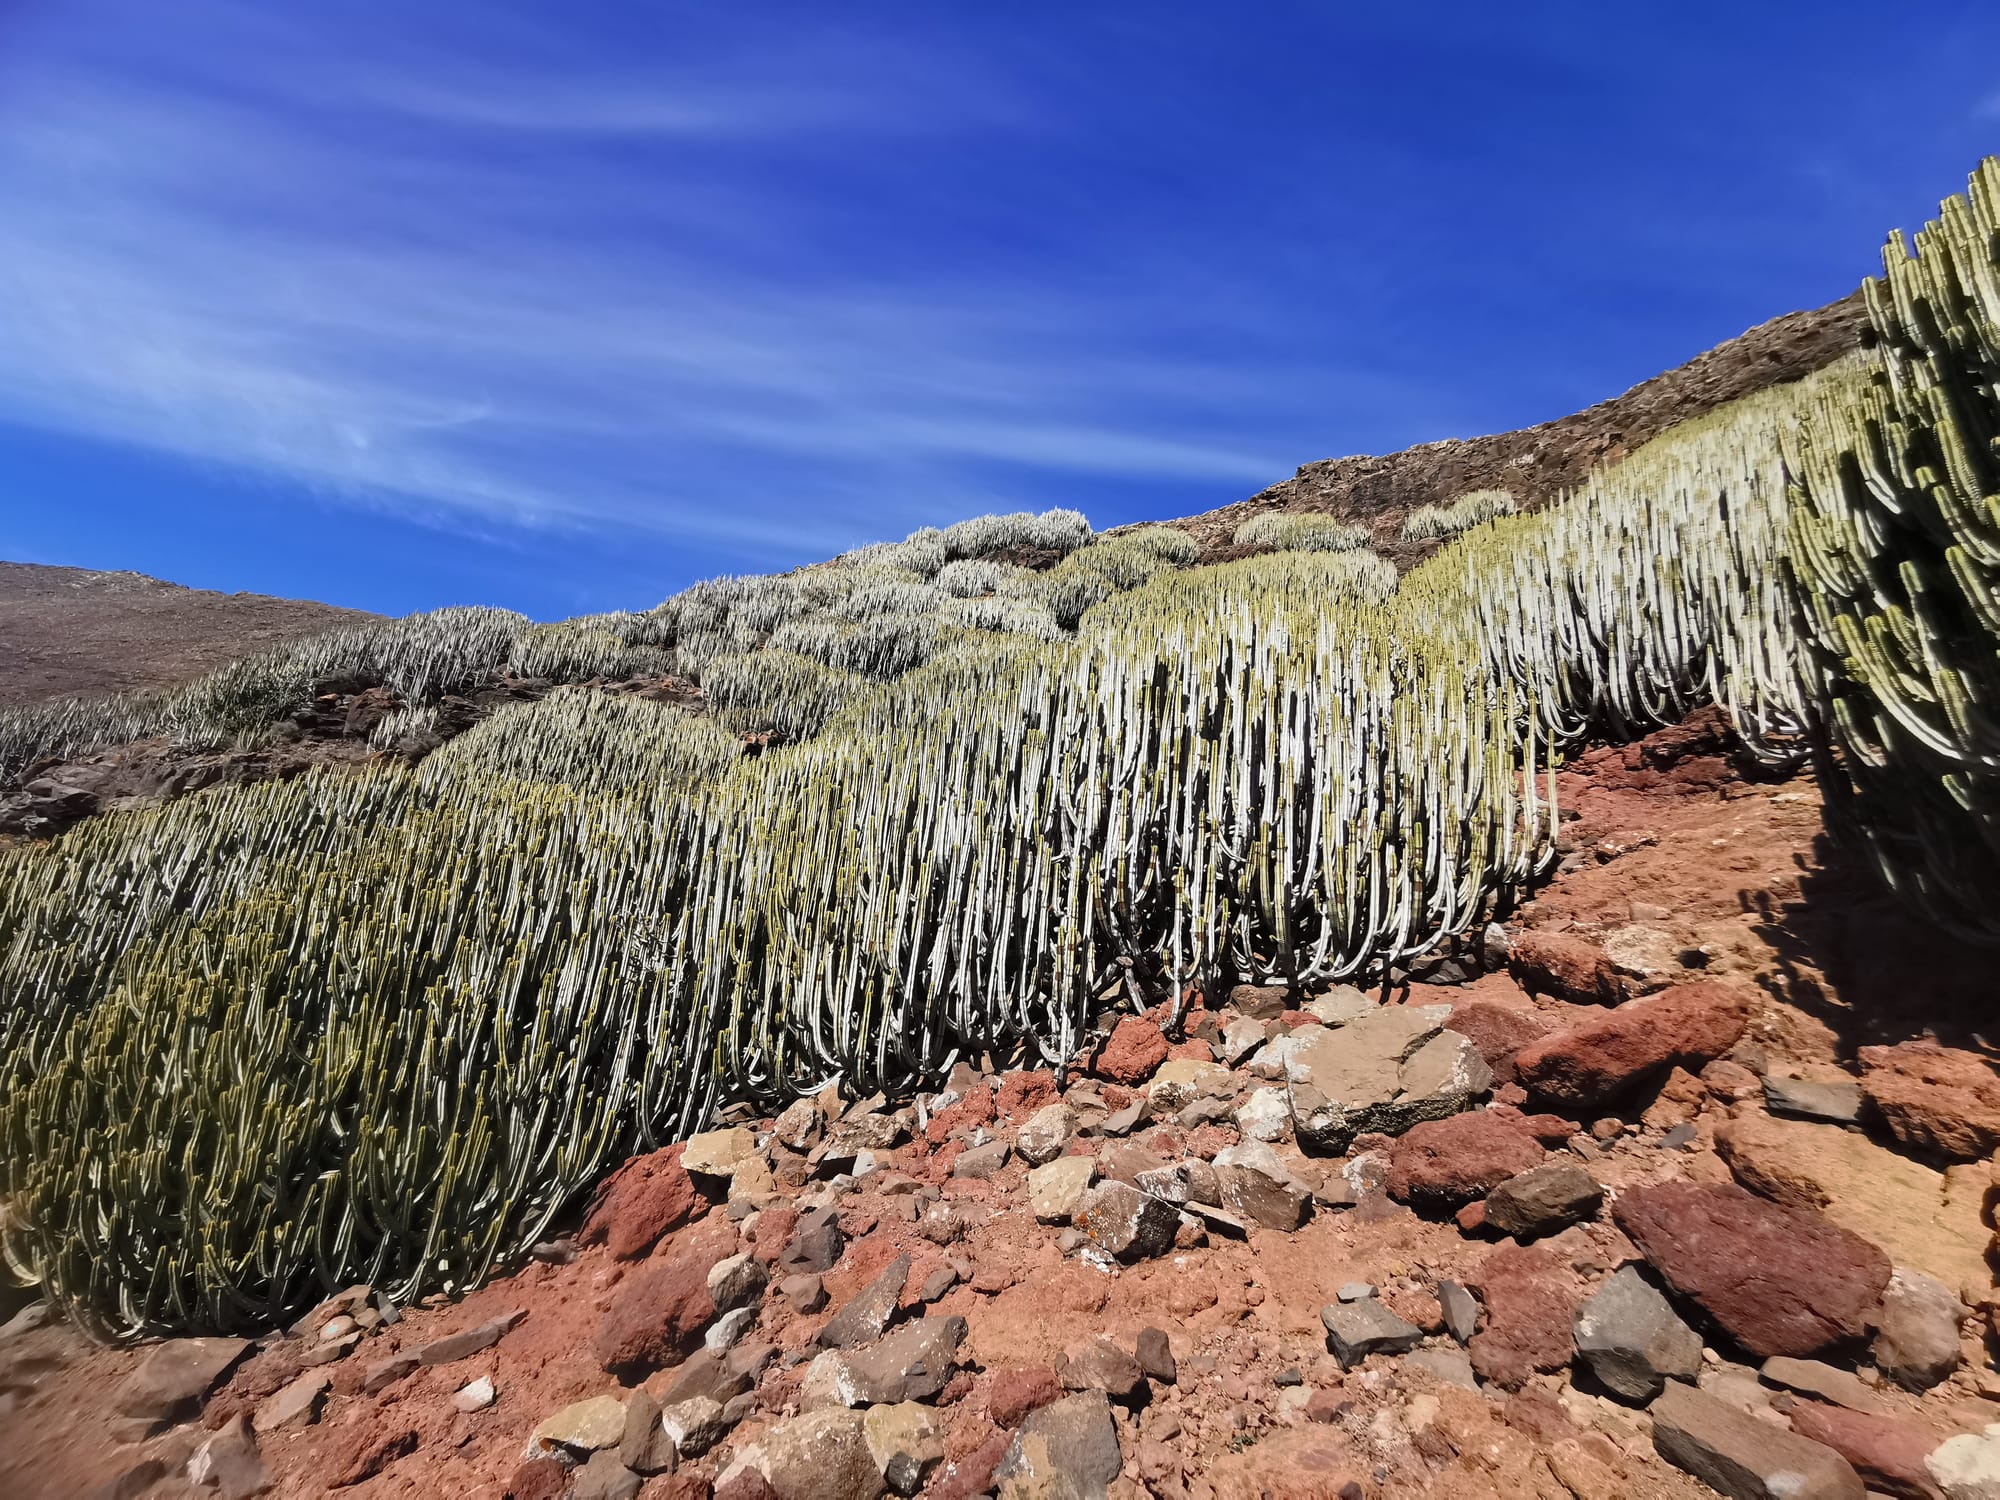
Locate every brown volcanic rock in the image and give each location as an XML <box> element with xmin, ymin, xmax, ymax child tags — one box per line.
<box><xmin>1465</xmin><ymin>1244</ymin><xmax>1577</xmax><ymax>1390</ymax></box>
<box><xmin>1507</xmin><ymin>932</ymin><xmax>1622</xmax><ymax>1005</ymax></box>
<box><xmin>595</xmin><ymin>1252</ymin><xmax>718</xmax><ymax>1378</ymax></box>
<box><xmin>1780</xmin><ymin>1398</ymin><xmax>1946</xmax><ymax>1500</ymax></box>
<box><xmin>1386</xmin><ymin>1110</ymin><xmax>1545</xmax><ymax>1210</ymax></box>
<box><xmin>1858</xmin><ymin>1040</ymin><xmax>2000</xmax><ymax>1162</ymax></box>
<box><xmin>1613</xmin><ymin>1181</ymin><xmax>1891</xmax><ymax>1358</ymax></box>
<box><xmin>1443</xmin><ymin>1000</ymin><xmax>1553</xmax><ymax>1084</ymax></box>
<box><xmin>581</xmin><ymin>1143</ymin><xmax>710</xmax><ymax>1260</ymax></box>
<box><xmin>1514</xmin><ymin>981</ymin><xmax>1748</xmax><ymax>1109</ymax></box>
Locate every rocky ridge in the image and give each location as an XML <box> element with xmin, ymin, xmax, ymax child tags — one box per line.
<box><xmin>2</xmin><ymin>707</ymin><xmax>1996</xmax><ymax>1500</ymax></box>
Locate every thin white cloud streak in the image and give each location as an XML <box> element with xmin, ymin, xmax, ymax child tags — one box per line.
<box><xmin>0</xmin><ymin>4</ymin><xmax>1310</xmax><ymax>564</ymax></box>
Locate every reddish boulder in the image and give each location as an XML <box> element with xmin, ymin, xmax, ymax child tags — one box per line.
<box><xmin>1858</xmin><ymin>1041</ymin><xmax>2000</xmax><ymax>1162</ymax></box>
<box><xmin>1445</xmin><ymin>1001</ymin><xmax>1553</xmax><ymax>1083</ymax></box>
<box><xmin>325</xmin><ymin>1424</ymin><xmax>421</xmax><ymax>1489</ymax></box>
<box><xmin>504</xmin><ymin>1459</ymin><xmax>570</xmax><ymax>1500</ymax></box>
<box><xmin>1466</xmin><ymin>1244</ymin><xmax>1577</xmax><ymax>1390</ymax></box>
<box><xmin>750</xmin><ymin>1204</ymin><xmax>798</xmax><ymax>1266</ymax></box>
<box><xmin>1514</xmin><ymin>982</ymin><xmax>1748</xmax><ymax>1109</ymax></box>
<box><xmin>983</xmin><ymin>1364</ymin><xmax>1063</xmax><ymax>1427</ymax></box>
<box><xmin>1091</xmin><ymin>1018</ymin><xmax>1170</xmax><ymax>1086</ymax></box>
<box><xmin>1507</xmin><ymin>931</ymin><xmax>1621</xmax><ymax>1004</ymax></box>
<box><xmin>1386</xmin><ymin>1110</ymin><xmax>1545</xmax><ymax>1210</ymax></box>
<box><xmin>1614</xmin><ymin>1181</ymin><xmax>1890</xmax><ymax>1358</ymax></box>
<box><xmin>580</xmin><ymin>1143</ymin><xmax>709</xmax><ymax>1259</ymax></box>
<box><xmin>1780</xmin><ymin>1399</ymin><xmax>1944</xmax><ymax>1500</ymax></box>
<box><xmin>594</xmin><ymin>1250</ymin><xmax>718</xmax><ymax>1377</ymax></box>
<box><xmin>995</xmin><ymin>1069</ymin><xmax>1059</xmax><ymax>1118</ymax></box>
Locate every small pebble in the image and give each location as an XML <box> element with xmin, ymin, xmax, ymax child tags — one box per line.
<box><xmin>452</xmin><ymin>1376</ymin><xmax>495</xmax><ymax>1413</ymax></box>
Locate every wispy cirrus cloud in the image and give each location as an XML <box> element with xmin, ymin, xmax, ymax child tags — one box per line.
<box><xmin>0</xmin><ymin>2</ymin><xmax>1306</xmax><ymax>567</ymax></box>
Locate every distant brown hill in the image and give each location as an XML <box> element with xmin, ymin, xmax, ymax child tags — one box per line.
<box><xmin>0</xmin><ymin>562</ymin><xmax>378</xmax><ymax>708</ymax></box>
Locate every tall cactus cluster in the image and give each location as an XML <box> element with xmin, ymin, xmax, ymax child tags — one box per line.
<box><xmin>1783</xmin><ymin>158</ymin><xmax>2000</xmax><ymax>938</ymax></box>
<box><xmin>5</xmin><ymin>164</ymin><xmax>2000</xmax><ymax>1339</ymax></box>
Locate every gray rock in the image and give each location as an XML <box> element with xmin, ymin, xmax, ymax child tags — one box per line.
<box><xmin>1336</xmin><ymin>1283</ymin><xmax>1375</xmax><ymax>1304</ymax></box>
<box><xmin>780</xmin><ymin>1207</ymin><xmax>845</xmax><ymax>1274</ymax></box>
<box><xmin>1212</xmin><ymin>1141</ymin><xmax>1311</xmax><ymax>1230</ymax></box>
<box><xmin>1234</xmin><ymin>1086</ymin><xmax>1292</xmax><ymax>1142</ymax></box>
<box><xmin>992</xmin><ymin>1391</ymin><xmax>1122</xmax><ymax>1500</ymax></box>
<box><xmin>618</xmin><ymin>1388</ymin><xmax>677</xmax><ymax>1475</ymax></box>
<box><xmin>1481</xmin><ymin>1161</ymin><xmax>1604</xmax><ymax>1239</ymax></box>
<box><xmin>778</xmin><ymin>1273</ymin><xmax>827</xmax><ymax>1314</ymax></box>
<box><xmin>707</xmin><ymin>1251</ymin><xmax>768</xmax><ymax>1312</ymax></box>
<box><xmin>1015</xmin><ymin>1103</ymin><xmax>1078</xmax><ymax>1166</ymax></box>
<box><xmin>1279</xmin><ymin>1010</ymin><xmax>1492</xmax><ymax>1152</ymax></box>
<box><xmin>362</xmin><ymin>1352</ymin><xmax>419</xmax><ymax>1394</ymax></box>
<box><xmin>659</xmin><ymin>1395</ymin><xmax>730</xmax><ymax>1458</ymax></box>
<box><xmin>1437</xmin><ymin>1280</ymin><xmax>1480</xmax><ymax>1344</ymax></box>
<box><xmin>1135</xmin><ymin>1327</ymin><xmax>1176</xmax><ymax>1385</ymax></box>
<box><xmin>1650</xmin><ymin>1381</ymin><xmax>1864</xmax><ymax>1499</ymax></box>
<box><xmin>115</xmin><ymin>1337</ymin><xmax>251</xmax><ymax>1422</ymax></box>
<box><xmin>1763</xmin><ymin>1076</ymin><xmax>1865</xmax><ymax>1126</ymax></box>
<box><xmin>658</xmin><ymin>1348</ymin><xmax>752</xmax><ymax>1408</ymax></box>
<box><xmin>1058</xmin><ymin>1338</ymin><xmax>1146</xmax><ymax>1400</ymax></box>
<box><xmin>416</xmin><ymin>1308</ymin><xmax>526</xmax><ymax>1366</ymax></box>
<box><xmin>1176</xmin><ymin>1095</ymin><xmax>1235</xmax><ymax>1130</ymax></box>
<box><xmin>1574</xmin><ymin>1266</ymin><xmax>1704</xmax><ymax>1403</ymax></box>
<box><xmin>721</xmin><ymin>1408</ymin><xmax>885</xmax><ymax>1500</ymax></box>
<box><xmin>818</xmin><ymin>1254</ymin><xmax>911</xmax><ymax>1349</ymax></box>
<box><xmin>773</xmin><ymin>1096</ymin><xmax>825</xmax><ymax>1152</ymax></box>
<box><xmin>1072</xmin><ymin>1180</ymin><xmax>1179</xmax><ymax>1261</ymax></box>
<box><xmin>805</xmin><ymin>1316</ymin><xmax>967</xmax><ymax>1407</ymax></box>
<box><xmin>705</xmin><ymin>1305</ymin><xmax>758</xmax><ymax>1352</ymax></box>
<box><xmin>1220</xmin><ymin>1017</ymin><xmax>1270</xmax><ymax>1067</ymax></box>
<box><xmin>1320</xmin><ymin>1300</ymin><xmax>1423</xmax><ymax>1369</ymax></box>
<box><xmin>186</xmin><ymin>1413</ymin><xmax>270</xmax><ymax>1500</ymax></box>
<box><xmin>1301</xmin><ymin>985</ymin><xmax>1375</xmax><ymax>1026</ymax></box>
<box><xmin>570</xmin><ymin>1451</ymin><xmax>642</xmax><ymax>1500</ymax></box>
<box><xmin>251</xmin><ymin>1370</ymin><xmax>329</xmax><ymax>1433</ymax></box>
<box><xmin>1132</xmin><ymin>1161</ymin><xmax>1197</xmax><ymax>1206</ymax></box>
<box><xmin>1227</xmin><ymin>984</ymin><xmax>1290</xmax><ymax>1020</ymax></box>
<box><xmin>1872</xmin><ymin>1267</ymin><xmax>1966</xmax><ymax>1391</ymax></box>
<box><xmin>951</xmin><ymin>1140</ymin><xmax>1011</xmax><ymax>1179</ymax></box>
<box><xmin>1096</xmin><ymin>1100</ymin><xmax>1148</xmax><ymax>1137</ymax></box>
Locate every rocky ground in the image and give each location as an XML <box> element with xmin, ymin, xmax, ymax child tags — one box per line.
<box><xmin>2</xmin><ymin>707</ymin><xmax>1996</xmax><ymax>1500</ymax></box>
<box><xmin>0</xmin><ymin>563</ymin><xmax>377</xmax><ymax>709</ymax></box>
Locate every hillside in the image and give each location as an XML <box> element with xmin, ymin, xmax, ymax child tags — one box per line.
<box><xmin>0</xmin><ymin>562</ymin><xmax>377</xmax><ymax>708</ymax></box>
<box><xmin>0</xmin><ymin>163</ymin><xmax>1996</xmax><ymax>1500</ymax></box>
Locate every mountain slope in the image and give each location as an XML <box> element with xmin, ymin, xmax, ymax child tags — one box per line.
<box><xmin>0</xmin><ymin>563</ymin><xmax>377</xmax><ymax>708</ymax></box>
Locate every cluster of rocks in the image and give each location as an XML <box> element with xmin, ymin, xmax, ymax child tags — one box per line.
<box><xmin>11</xmin><ymin>898</ymin><xmax>2000</xmax><ymax>1500</ymax></box>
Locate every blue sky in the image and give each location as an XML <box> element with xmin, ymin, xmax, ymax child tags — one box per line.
<box><xmin>0</xmin><ymin>3</ymin><xmax>1996</xmax><ymax>620</ymax></box>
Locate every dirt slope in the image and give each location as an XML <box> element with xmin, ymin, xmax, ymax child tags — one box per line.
<box><xmin>0</xmin><ymin>563</ymin><xmax>377</xmax><ymax>708</ymax></box>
